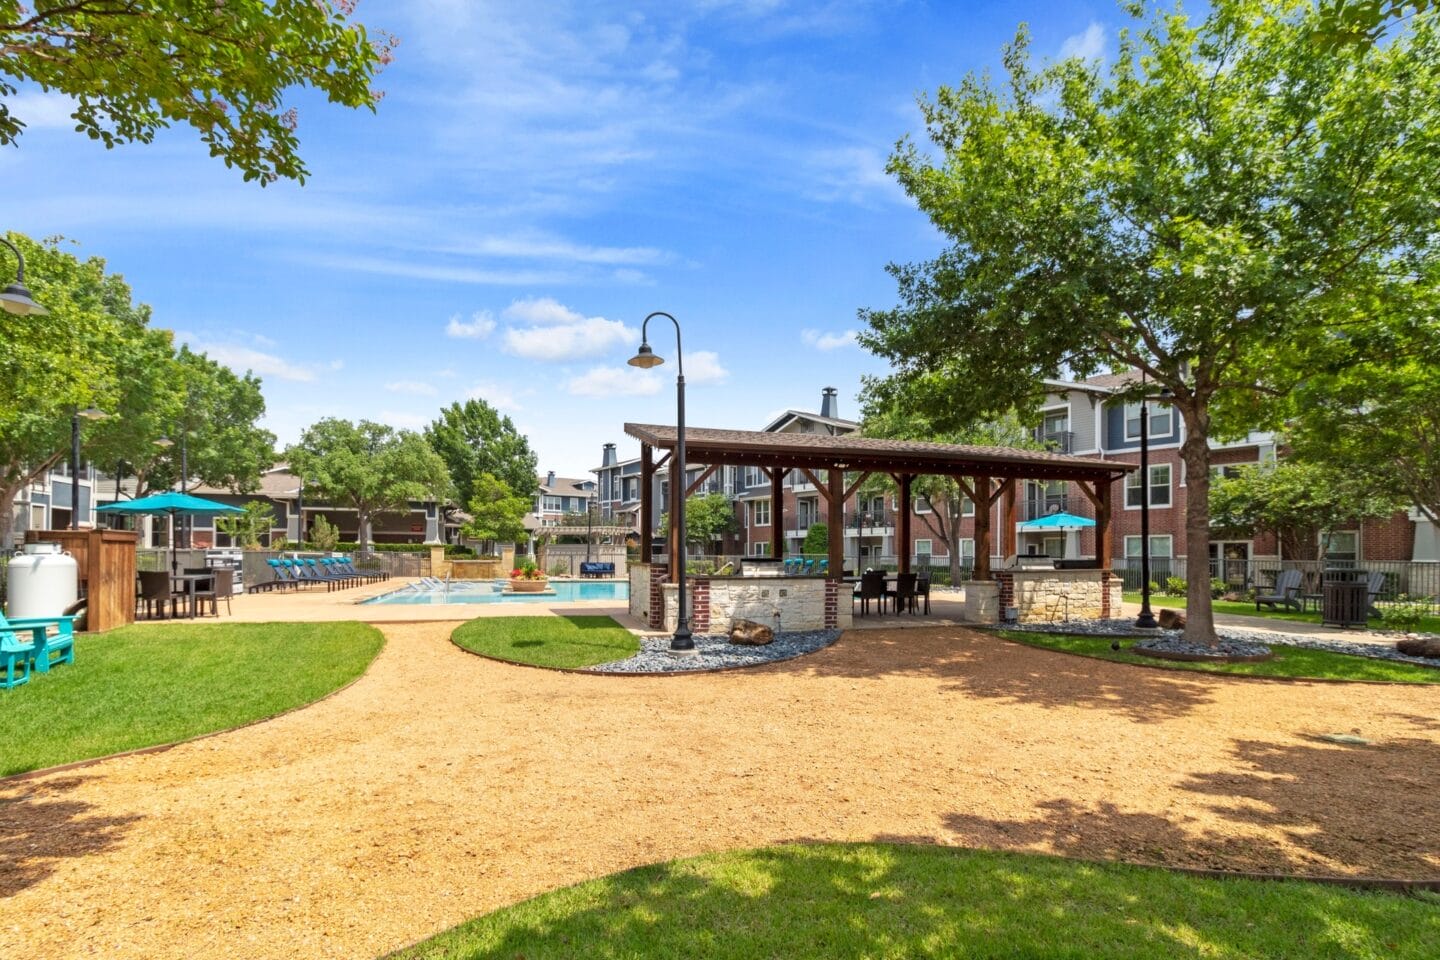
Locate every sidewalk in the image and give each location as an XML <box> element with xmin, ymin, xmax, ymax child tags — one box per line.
<box><xmin>1117</xmin><ymin>601</ymin><xmax>1399</xmax><ymax>647</ymax></box>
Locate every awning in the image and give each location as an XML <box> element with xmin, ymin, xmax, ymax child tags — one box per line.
<box><xmin>1016</xmin><ymin>511</ymin><xmax>1096</xmax><ymax>532</ymax></box>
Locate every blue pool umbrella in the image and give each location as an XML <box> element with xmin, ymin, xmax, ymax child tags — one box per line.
<box><xmin>98</xmin><ymin>491</ymin><xmax>245</xmax><ymax>573</ymax></box>
<box><xmin>1015</xmin><ymin>511</ymin><xmax>1097</xmax><ymax>532</ymax></box>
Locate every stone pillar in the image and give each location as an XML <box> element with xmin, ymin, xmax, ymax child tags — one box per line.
<box><xmin>428</xmin><ymin>544</ymin><xmax>450</xmax><ymax>579</ymax></box>
<box><xmin>962</xmin><ymin>580</ymin><xmax>1000</xmax><ymax>623</ymax></box>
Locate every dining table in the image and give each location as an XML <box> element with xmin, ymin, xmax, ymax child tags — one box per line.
<box><xmin>170</xmin><ymin>572</ymin><xmax>214</xmax><ymax>619</ymax></box>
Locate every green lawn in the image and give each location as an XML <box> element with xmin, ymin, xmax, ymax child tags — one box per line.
<box><xmin>1000</xmin><ymin>630</ymin><xmax>1440</xmax><ymax>683</ymax></box>
<box><xmin>1122</xmin><ymin>592</ymin><xmax>1440</xmax><ymax>634</ymax></box>
<box><xmin>451</xmin><ymin>615</ymin><xmax>639</xmax><ymax>669</ymax></box>
<box><xmin>0</xmin><ymin>621</ymin><xmax>383</xmax><ymax>777</ymax></box>
<box><xmin>387</xmin><ymin>843</ymin><xmax>1440</xmax><ymax>960</ymax></box>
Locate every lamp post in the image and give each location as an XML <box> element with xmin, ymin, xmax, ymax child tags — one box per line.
<box><xmin>0</xmin><ymin>237</ymin><xmax>50</xmax><ymax>316</ymax></box>
<box><xmin>1135</xmin><ymin>371</ymin><xmax>1160</xmax><ymax>630</ymax></box>
<box><xmin>585</xmin><ymin>493</ymin><xmax>595</xmax><ymax>564</ymax></box>
<box><xmin>628</xmin><ymin>311</ymin><xmax>693</xmax><ymax>654</ymax></box>
<box><xmin>70</xmin><ymin>404</ymin><xmax>109</xmax><ymax>530</ymax></box>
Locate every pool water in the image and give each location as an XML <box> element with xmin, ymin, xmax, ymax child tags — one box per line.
<box><xmin>362</xmin><ymin>580</ymin><xmax>629</xmax><ymax>605</ymax></box>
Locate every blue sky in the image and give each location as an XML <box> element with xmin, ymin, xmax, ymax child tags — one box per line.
<box><xmin>3</xmin><ymin>0</ymin><xmax>1112</xmax><ymax>478</ymax></box>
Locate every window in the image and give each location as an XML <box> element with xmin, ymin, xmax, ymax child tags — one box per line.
<box><xmin>623</xmin><ymin>478</ymin><xmax>639</xmax><ymax>502</ymax></box>
<box><xmin>1323</xmin><ymin>531</ymin><xmax>1359</xmax><ymax>564</ymax></box>
<box><xmin>1043</xmin><ymin>410</ymin><xmax>1069</xmax><ymax>435</ymax></box>
<box><xmin>1123</xmin><ymin>401</ymin><xmax>1173</xmax><ymax>440</ymax></box>
<box><xmin>961</xmin><ymin>496</ymin><xmax>975</xmax><ymax>517</ymax></box>
<box><xmin>914</xmin><ymin>539</ymin><xmax>932</xmax><ymax>557</ymax></box>
<box><xmin>959</xmin><ymin>538</ymin><xmax>975</xmax><ymax>561</ymax></box>
<box><xmin>751</xmin><ymin>541</ymin><xmax>771</xmax><ymax>557</ymax></box>
<box><xmin>745</xmin><ymin>467</ymin><xmax>765</xmax><ymax>488</ymax></box>
<box><xmin>914</xmin><ymin>497</ymin><xmax>933</xmax><ymax>514</ymax></box>
<box><xmin>1210</xmin><ymin>463</ymin><xmax>1247</xmax><ymax>481</ymax></box>
<box><xmin>1125</xmin><ymin>535</ymin><xmax>1173</xmax><ymax>560</ymax></box>
<box><xmin>751</xmin><ymin>498</ymin><xmax>771</xmax><ymax>527</ymax></box>
<box><xmin>1126</xmin><ymin>464</ymin><xmax>1171</xmax><ymax>508</ymax></box>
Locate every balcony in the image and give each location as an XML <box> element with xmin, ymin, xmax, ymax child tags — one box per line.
<box><xmin>1033</xmin><ymin>429</ymin><xmax>1074</xmax><ymax>454</ymax></box>
<box><xmin>1020</xmin><ymin>495</ymin><xmax>1089</xmax><ymax>521</ymax></box>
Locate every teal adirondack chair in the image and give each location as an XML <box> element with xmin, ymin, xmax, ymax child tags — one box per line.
<box><xmin>1</xmin><ymin>628</ymin><xmax>35</xmax><ymax>688</ymax></box>
<box><xmin>0</xmin><ymin>611</ymin><xmax>76</xmax><ymax>680</ymax></box>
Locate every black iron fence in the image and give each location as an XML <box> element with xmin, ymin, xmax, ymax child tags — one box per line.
<box><xmin>1115</xmin><ymin>557</ymin><xmax>1440</xmax><ymax>613</ymax></box>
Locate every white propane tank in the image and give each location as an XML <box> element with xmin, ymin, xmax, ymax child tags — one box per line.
<box><xmin>7</xmin><ymin>542</ymin><xmax>79</xmax><ymax>619</ymax></box>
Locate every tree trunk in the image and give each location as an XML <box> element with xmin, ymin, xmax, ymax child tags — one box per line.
<box><xmin>1178</xmin><ymin>401</ymin><xmax>1217</xmax><ymax>646</ymax></box>
<box><xmin>357</xmin><ymin>508</ymin><xmax>371</xmax><ymax>554</ymax></box>
<box><xmin>0</xmin><ymin>481</ymin><xmax>22</xmax><ymax>551</ymax></box>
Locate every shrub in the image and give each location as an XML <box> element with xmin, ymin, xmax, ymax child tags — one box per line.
<box><xmin>1210</xmin><ymin>578</ymin><xmax>1228</xmax><ymax>598</ymax></box>
<box><xmin>1162</xmin><ymin>577</ymin><xmax>1187</xmax><ymax>597</ymax></box>
<box><xmin>1381</xmin><ymin>600</ymin><xmax>1430</xmax><ymax>634</ymax></box>
<box><xmin>686</xmin><ymin>560</ymin><xmax>717</xmax><ymax>576</ymax></box>
<box><xmin>308</xmin><ymin>516</ymin><xmax>340</xmax><ymax>551</ymax></box>
<box><xmin>509</xmin><ymin>557</ymin><xmax>545</xmax><ymax>580</ymax></box>
<box><xmin>548</xmin><ymin>561</ymin><xmax>570</xmax><ymax>577</ymax></box>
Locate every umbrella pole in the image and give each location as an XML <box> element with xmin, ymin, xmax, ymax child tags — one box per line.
<box><xmin>170</xmin><ymin>511</ymin><xmax>179</xmax><ymax>576</ymax></box>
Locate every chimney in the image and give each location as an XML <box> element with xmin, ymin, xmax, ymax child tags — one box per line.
<box><xmin>602</xmin><ymin>443</ymin><xmax>617</xmax><ymax>467</ymax></box>
<box><xmin>546</xmin><ymin>470</ymin><xmax>555</xmax><ymax>487</ymax></box>
<box><xmin>821</xmin><ymin>386</ymin><xmax>839</xmax><ymax>419</ymax></box>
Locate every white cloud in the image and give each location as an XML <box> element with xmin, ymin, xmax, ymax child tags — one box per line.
<box><xmin>386</xmin><ymin>380</ymin><xmax>439</xmax><ymax>396</ymax></box>
<box><xmin>446</xmin><ymin>311</ymin><xmax>497</xmax><ymax>339</ymax></box>
<box><xmin>500</xmin><ymin>298</ymin><xmax>637</xmax><ymax>361</ymax></box>
<box><xmin>441</xmin><ymin>235</ymin><xmax>672</xmax><ymax>266</ymax></box>
<box><xmin>1060</xmin><ymin>22</ymin><xmax>1106</xmax><ymax>61</ymax></box>
<box><xmin>188</xmin><ymin>341</ymin><xmax>320</xmax><ymax>382</ymax></box>
<box><xmin>8</xmin><ymin>91</ymin><xmax>77</xmax><ymax>129</ymax></box>
<box><xmin>567</xmin><ymin>366</ymin><xmax>662</xmax><ymax>397</ymax></box>
<box><xmin>803</xmin><ymin>146</ymin><xmax>906</xmax><ymax>206</ymax></box>
<box><xmin>465</xmin><ymin>381</ymin><xmax>524</xmax><ymax>412</ymax></box>
<box><xmin>801</xmin><ymin>328</ymin><xmax>857</xmax><ymax>351</ymax></box>
<box><xmin>685</xmin><ymin>350</ymin><xmax>729</xmax><ymax>385</ymax></box>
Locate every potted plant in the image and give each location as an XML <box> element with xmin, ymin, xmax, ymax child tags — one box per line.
<box><xmin>508</xmin><ymin>557</ymin><xmax>548</xmax><ymax>593</ymax></box>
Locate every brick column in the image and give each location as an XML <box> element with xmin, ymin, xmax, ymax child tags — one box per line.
<box><xmin>995</xmin><ymin>571</ymin><xmax>1015</xmax><ymax>617</ymax></box>
<box><xmin>691</xmin><ymin>577</ymin><xmax>711</xmax><ymax>633</ymax></box>
<box><xmin>648</xmin><ymin>563</ymin><xmax>668</xmax><ymax>629</ymax></box>
<box><xmin>1099</xmin><ymin>572</ymin><xmax>1119</xmax><ymax>619</ymax></box>
<box><xmin>823</xmin><ymin>578</ymin><xmax>840</xmax><ymax>629</ymax></box>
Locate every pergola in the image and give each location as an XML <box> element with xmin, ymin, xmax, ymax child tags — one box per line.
<box><xmin>624</xmin><ymin>423</ymin><xmax>1134</xmax><ymax>578</ymax></box>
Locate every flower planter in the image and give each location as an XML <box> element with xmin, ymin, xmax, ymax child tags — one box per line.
<box><xmin>508</xmin><ymin>578</ymin><xmax>548</xmax><ymax>593</ymax></box>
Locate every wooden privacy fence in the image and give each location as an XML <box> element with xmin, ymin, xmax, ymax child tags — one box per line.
<box><xmin>25</xmin><ymin>529</ymin><xmax>139</xmax><ymax>632</ymax></box>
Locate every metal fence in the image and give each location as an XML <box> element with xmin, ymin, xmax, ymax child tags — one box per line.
<box><xmin>1114</xmin><ymin>557</ymin><xmax>1440</xmax><ymax>613</ymax></box>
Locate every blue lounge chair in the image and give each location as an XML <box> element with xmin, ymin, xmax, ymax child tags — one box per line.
<box><xmin>0</xmin><ymin>611</ymin><xmax>76</xmax><ymax>676</ymax></box>
<box><xmin>2</xmin><ymin>628</ymin><xmax>35</xmax><ymax>689</ymax></box>
<box><xmin>259</xmin><ymin>559</ymin><xmax>300</xmax><ymax>591</ymax></box>
<box><xmin>334</xmin><ymin>556</ymin><xmax>386</xmax><ymax>582</ymax></box>
<box><xmin>268</xmin><ymin>558</ymin><xmax>307</xmax><ymax>589</ymax></box>
<box><xmin>301</xmin><ymin>558</ymin><xmax>354</xmax><ymax>590</ymax></box>
<box><xmin>815</xmin><ymin>559</ymin><xmax>829</xmax><ymax>576</ymax></box>
<box><xmin>801</xmin><ymin>559</ymin><xmax>816</xmax><ymax>574</ymax></box>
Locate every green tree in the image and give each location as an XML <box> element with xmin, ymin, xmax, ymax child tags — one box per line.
<box><xmin>425</xmin><ymin>399</ymin><xmax>539</xmax><ymax>510</ymax></box>
<box><xmin>0</xmin><ymin>234</ymin><xmax>143</xmax><ymax>547</ymax></box>
<box><xmin>659</xmin><ymin>493</ymin><xmax>739</xmax><ymax>550</ymax></box>
<box><xmin>0</xmin><ymin>1</ymin><xmax>393</xmax><ymax>184</ymax></box>
<box><xmin>307</xmin><ymin>514</ymin><xmax>340</xmax><ymax>551</ymax></box>
<box><xmin>461</xmin><ymin>473</ymin><xmax>530</xmax><ymax>548</ymax></box>
<box><xmin>801</xmin><ymin>521</ymin><xmax>828</xmax><ymax>557</ymax></box>
<box><xmin>1210</xmin><ymin>461</ymin><xmax>1403</xmax><ymax>562</ymax></box>
<box><xmin>215</xmin><ymin>500</ymin><xmax>276</xmax><ymax>549</ymax></box>
<box><xmin>1314</xmin><ymin>0</ymin><xmax>1432</xmax><ymax>46</ymax></box>
<box><xmin>860</xmin><ymin>1</ymin><xmax>1440</xmax><ymax>643</ymax></box>
<box><xmin>285</xmin><ymin>419</ymin><xmax>451</xmax><ymax>554</ymax></box>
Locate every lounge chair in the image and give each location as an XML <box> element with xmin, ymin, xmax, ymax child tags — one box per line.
<box><xmin>296</xmin><ymin>558</ymin><xmax>351</xmax><ymax>590</ymax></box>
<box><xmin>0</xmin><ymin>611</ymin><xmax>76</xmax><ymax>675</ymax></box>
<box><xmin>264</xmin><ymin>558</ymin><xmax>305</xmax><ymax>590</ymax></box>
<box><xmin>1256</xmin><ymin>569</ymin><xmax>1303</xmax><ymax>612</ymax></box>
<box><xmin>333</xmin><ymin>556</ymin><xmax>386</xmax><ymax>582</ymax></box>
<box><xmin>1365</xmin><ymin>571</ymin><xmax>1387</xmax><ymax>618</ymax></box>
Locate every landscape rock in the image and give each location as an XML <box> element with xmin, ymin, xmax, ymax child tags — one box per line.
<box><xmin>1396</xmin><ymin>636</ymin><xmax>1440</xmax><ymax>659</ymax></box>
<box><xmin>729</xmin><ymin>619</ymin><xmax>775</xmax><ymax>645</ymax></box>
<box><xmin>1158</xmin><ymin>608</ymin><xmax>1186</xmax><ymax>630</ymax></box>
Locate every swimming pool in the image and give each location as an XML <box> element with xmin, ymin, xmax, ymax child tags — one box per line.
<box><xmin>361</xmin><ymin>580</ymin><xmax>629</xmax><ymax>605</ymax></box>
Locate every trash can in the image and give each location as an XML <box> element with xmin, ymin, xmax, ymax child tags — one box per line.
<box><xmin>1322</xmin><ymin>568</ymin><xmax>1368</xmax><ymax>628</ymax></box>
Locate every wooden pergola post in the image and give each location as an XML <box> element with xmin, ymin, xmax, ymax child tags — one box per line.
<box><xmin>640</xmin><ymin>443</ymin><xmax>654</xmax><ymax>563</ymax></box>
<box><xmin>1001</xmin><ymin>479</ymin><xmax>1019</xmax><ymax>564</ymax></box>
<box><xmin>973</xmin><ymin>475</ymin><xmax>992</xmax><ymax>581</ymax></box>
<box><xmin>769</xmin><ymin>468</ymin><xmax>786</xmax><ymax>560</ymax></box>
<box><xmin>827</xmin><ymin>467</ymin><xmax>845</xmax><ymax>574</ymax></box>
<box><xmin>897</xmin><ymin>473</ymin><xmax>913</xmax><ymax>575</ymax></box>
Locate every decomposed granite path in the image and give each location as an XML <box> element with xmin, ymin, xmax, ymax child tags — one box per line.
<box><xmin>2</xmin><ymin>623</ymin><xmax>1437</xmax><ymax>959</ymax></box>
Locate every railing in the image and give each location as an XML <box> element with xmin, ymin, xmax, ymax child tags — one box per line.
<box><xmin>1019</xmin><ymin>496</ymin><xmax>1085</xmax><ymax>521</ymax></box>
<box><xmin>1114</xmin><ymin>557</ymin><xmax>1440</xmax><ymax>613</ymax></box>
<box><xmin>1033</xmin><ymin>429</ymin><xmax>1074</xmax><ymax>454</ymax></box>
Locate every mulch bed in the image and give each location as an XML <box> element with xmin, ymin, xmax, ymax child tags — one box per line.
<box><xmin>2</xmin><ymin>623</ymin><xmax>1437</xmax><ymax>959</ymax></box>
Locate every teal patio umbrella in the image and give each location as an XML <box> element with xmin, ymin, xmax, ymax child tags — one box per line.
<box><xmin>1015</xmin><ymin>511</ymin><xmax>1097</xmax><ymax>532</ymax></box>
<box><xmin>98</xmin><ymin>491</ymin><xmax>245</xmax><ymax>574</ymax></box>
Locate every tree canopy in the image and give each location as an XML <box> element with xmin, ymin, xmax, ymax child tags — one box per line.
<box><xmin>1209</xmin><ymin>461</ymin><xmax>1403</xmax><ymax>562</ymax></box>
<box><xmin>461</xmin><ymin>473</ymin><xmax>530</xmax><ymax>547</ymax></box>
<box><xmin>285</xmin><ymin>419</ymin><xmax>451</xmax><ymax>552</ymax></box>
<box><xmin>0</xmin><ymin>0</ymin><xmax>392</xmax><ymax>184</ymax></box>
<box><xmin>859</xmin><ymin>0</ymin><xmax>1440</xmax><ymax>642</ymax></box>
<box><xmin>425</xmin><ymin>399</ymin><xmax>539</xmax><ymax>510</ymax></box>
<box><xmin>660</xmin><ymin>492</ymin><xmax>739</xmax><ymax>549</ymax></box>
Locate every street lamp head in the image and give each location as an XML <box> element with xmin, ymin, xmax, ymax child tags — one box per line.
<box><xmin>628</xmin><ymin>342</ymin><xmax>664</xmax><ymax>368</ymax></box>
<box><xmin>0</xmin><ymin>280</ymin><xmax>48</xmax><ymax>316</ymax></box>
<box><xmin>154</xmin><ymin>434</ymin><xmax>174</xmax><ymax>449</ymax></box>
<box><xmin>77</xmin><ymin>404</ymin><xmax>108</xmax><ymax>421</ymax></box>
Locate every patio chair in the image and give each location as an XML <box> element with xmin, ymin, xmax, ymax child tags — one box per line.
<box><xmin>193</xmin><ymin>568</ymin><xmax>234</xmax><ymax>617</ymax></box>
<box><xmin>914</xmin><ymin>574</ymin><xmax>932</xmax><ymax>615</ymax></box>
<box><xmin>815</xmin><ymin>559</ymin><xmax>829</xmax><ymax>576</ymax></box>
<box><xmin>888</xmin><ymin>572</ymin><xmax>920</xmax><ymax>615</ymax></box>
<box><xmin>301</xmin><ymin>558</ymin><xmax>355</xmax><ymax>590</ymax></box>
<box><xmin>1256</xmin><ymin>569</ymin><xmax>1303</xmax><ymax>612</ymax></box>
<box><xmin>282</xmin><ymin>559</ymin><xmax>333</xmax><ymax>590</ymax></box>
<box><xmin>800</xmin><ymin>559</ymin><xmax>816</xmax><ymax>574</ymax></box>
<box><xmin>138</xmin><ymin>570</ymin><xmax>183</xmax><ymax>618</ymax></box>
<box><xmin>0</xmin><ymin>611</ymin><xmax>76</xmax><ymax>674</ymax></box>
<box><xmin>1365</xmin><ymin>571</ymin><xmax>1387</xmax><ymax>618</ymax></box>
<box><xmin>264</xmin><ymin>558</ymin><xmax>303</xmax><ymax>590</ymax></box>
<box><xmin>2</xmin><ymin>628</ymin><xmax>35</xmax><ymax>689</ymax></box>
<box><xmin>854</xmin><ymin>572</ymin><xmax>888</xmax><ymax>616</ymax></box>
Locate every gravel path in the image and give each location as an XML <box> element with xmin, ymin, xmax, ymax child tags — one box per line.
<box><xmin>2</xmin><ymin>622</ymin><xmax>1437</xmax><ymax>959</ymax></box>
<box><xmin>588</xmin><ymin>630</ymin><xmax>840</xmax><ymax>673</ymax></box>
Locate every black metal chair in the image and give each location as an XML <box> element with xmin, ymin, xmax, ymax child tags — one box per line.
<box><xmin>914</xmin><ymin>574</ymin><xmax>932</xmax><ymax>615</ymax></box>
<box><xmin>138</xmin><ymin>570</ymin><xmax>181</xmax><ymax>619</ymax></box>
<box><xmin>888</xmin><ymin>572</ymin><xmax>919</xmax><ymax>614</ymax></box>
<box><xmin>854</xmin><ymin>571</ymin><xmax>888</xmax><ymax>616</ymax></box>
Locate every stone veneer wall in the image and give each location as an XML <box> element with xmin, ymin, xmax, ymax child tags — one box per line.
<box><xmin>990</xmin><ymin>569</ymin><xmax>1123</xmax><ymax>623</ymax></box>
<box><xmin>658</xmin><ymin>576</ymin><xmax>850</xmax><ymax>634</ymax></box>
<box><xmin>629</xmin><ymin>563</ymin><xmax>670</xmax><ymax>629</ymax></box>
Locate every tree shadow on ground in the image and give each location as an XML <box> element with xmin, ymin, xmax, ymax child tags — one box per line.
<box><xmin>794</xmin><ymin>628</ymin><xmax>1217</xmax><ymax>724</ymax></box>
<box><xmin>0</xmin><ymin>775</ymin><xmax>143</xmax><ymax>896</ymax></box>
<box><xmin>1176</xmin><ymin>736</ymin><xmax>1440</xmax><ymax>880</ymax></box>
<box><xmin>384</xmin><ymin>841</ymin><xmax>1440</xmax><ymax>959</ymax></box>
